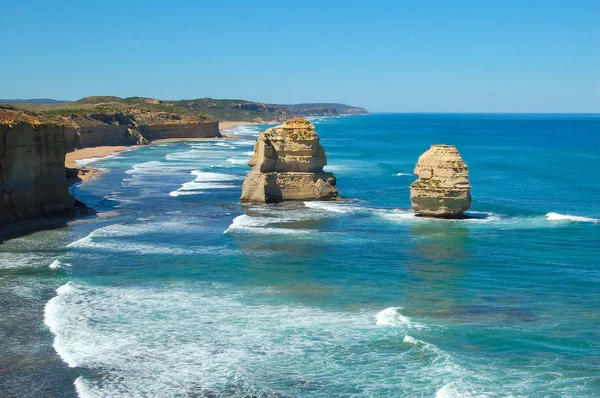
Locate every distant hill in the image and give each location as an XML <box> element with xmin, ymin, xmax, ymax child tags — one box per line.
<box><xmin>0</xmin><ymin>98</ymin><xmax>68</xmax><ymax>104</ymax></box>
<box><xmin>8</xmin><ymin>96</ymin><xmax>368</xmax><ymax>122</ymax></box>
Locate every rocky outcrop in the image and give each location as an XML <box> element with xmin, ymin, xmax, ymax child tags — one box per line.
<box><xmin>0</xmin><ymin>119</ymin><xmax>75</xmax><ymax>225</ymax></box>
<box><xmin>241</xmin><ymin>118</ymin><xmax>338</xmax><ymax>203</ymax></box>
<box><xmin>410</xmin><ymin>145</ymin><xmax>471</xmax><ymax>218</ymax></box>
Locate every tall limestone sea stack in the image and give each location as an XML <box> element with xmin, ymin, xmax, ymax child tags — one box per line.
<box><xmin>241</xmin><ymin>118</ymin><xmax>338</xmax><ymax>203</ymax></box>
<box><xmin>410</xmin><ymin>145</ymin><xmax>471</xmax><ymax>218</ymax></box>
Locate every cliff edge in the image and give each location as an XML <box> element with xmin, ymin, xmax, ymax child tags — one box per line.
<box><xmin>0</xmin><ymin>107</ymin><xmax>77</xmax><ymax>230</ymax></box>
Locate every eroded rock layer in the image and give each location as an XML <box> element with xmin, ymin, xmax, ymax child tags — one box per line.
<box><xmin>241</xmin><ymin>118</ymin><xmax>338</xmax><ymax>203</ymax></box>
<box><xmin>410</xmin><ymin>144</ymin><xmax>471</xmax><ymax>218</ymax></box>
<box><xmin>0</xmin><ymin>121</ymin><xmax>75</xmax><ymax>225</ymax></box>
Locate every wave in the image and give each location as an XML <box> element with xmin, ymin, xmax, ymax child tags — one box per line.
<box><xmin>44</xmin><ymin>282</ymin><xmax>80</xmax><ymax>367</ymax></box>
<box><xmin>323</xmin><ymin>165</ymin><xmax>347</xmax><ymax>171</ymax></box>
<box><xmin>226</xmin><ymin>157</ymin><xmax>248</xmax><ymax>165</ymax></box>
<box><xmin>44</xmin><ymin>280</ymin><xmax>497</xmax><ymax>396</ymax></box>
<box><xmin>65</xmin><ymin>222</ymin><xmax>232</xmax><ymax>255</ymax></box>
<box><xmin>74</xmin><ymin>150</ymin><xmax>126</xmax><ymax>167</ymax></box>
<box><xmin>226</xmin><ymin>125</ymin><xmax>262</xmax><ymax>136</ymax></box>
<box><xmin>169</xmin><ymin>170</ymin><xmax>243</xmax><ymax>196</ymax></box>
<box><xmin>378</xmin><ymin>209</ymin><xmax>599</xmax><ymax>230</ymax></box>
<box><xmin>303</xmin><ymin>201</ymin><xmax>362</xmax><ymax>214</ymax></box>
<box><xmin>164</xmin><ymin>149</ymin><xmax>205</xmax><ymax>161</ymax></box>
<box><xmin>214</xmin><ymin>142</ymin><xmax>237</xmax><ymax>148</ymax></box>
<box><xmin>224</xmin><ymin>214</ymin><xmax>312</xmax><ymax>235</ymax></box>
<box><xmin>126</xmin><ymin>161</ymin><xmax>189</xmax><ymax>176</ymax></box>
<box><xmin>48</xmin><ymin>259</ymin><xmax>68</xmax><ymax>270</ymax></box>
<box><xmin>190</xmin><ymin>170</ymin><xmax>244</xmax><ymax>182</ymax></box>
<box><xmin>546</xmin><ymin>212</ymin><xmax>598</xmax><ymax>223</ymax></box>
<box><xmin>375</xmin><ymin>307</ymin><xmax>425</xmax><ymax>329</ymax></box>
<box><xmin>229</xmin><ymin>139</ymin><xmax>257</xmax><ymax>147</ymax></box>
<box><xmin>396</xmin><ymin>172</ymin><xmax>412</xmax><ymax>176</ymax></box>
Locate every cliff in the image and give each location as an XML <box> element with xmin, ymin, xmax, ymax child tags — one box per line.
<box><xmin>60</xmin><ymin>111</ymin><xmax>220</xmax><ymax>150</ymax></box>
<box><xmin>241</xmin><ymin>118</ymin><xmax>338</xmax><ymax>203</ymax></box>
<box><xmin>410</xmin><ymin>145</ymin><xmax>472</xmax><ymax>218</ymax></box>
<box><xmin>0</xmin><ymin>108</ymin><xmax>76</xmax><ymax>227</ymax></box>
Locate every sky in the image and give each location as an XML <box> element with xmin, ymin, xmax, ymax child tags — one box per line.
<box><xmin>2</xmin><ymin>0</ymin><xmax>599</xmax><ymax>112</ymax></box>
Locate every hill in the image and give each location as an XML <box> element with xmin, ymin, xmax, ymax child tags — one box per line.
<box><xmin>6</xmin><ymin>96</ymin><xmax>369</xmax><ymax>122</ymax></box>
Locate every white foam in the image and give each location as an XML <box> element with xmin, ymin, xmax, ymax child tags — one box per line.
<box><xmin>126</xmin><ymin>161</ymin><xmax>188</xmax><ymax>176</ymax></box>
<box><xmin>435</xmin><ymin>381</ymin><xmax>487</xmax><ymax>398</ymax></box>
<box><xmin>224</xmin><ymin>214</ymin><xmax>311</xmax><ymax>235</ymax></box>
<box><xmin>226</xmin><ymin>125</ymin><xmax>261</xmax><ymax>136</ymax></box>
<box><xmin>169</xmin><ymin>190</ymin><xmax>205</xmax><ymax>197</ymax></box>
<box><xmin>214</xmin><ymin>142</ymin><xmax>237</xmax><ymax>148</ymax></box>
<box><xmin>323</xmin><ymin>165</ymin><xmax>347</xmax><ymax>171</ymax></box>
<box><xmin>190</xmin><ymin>170</ymin><xmax>244</xmax><ymax>182</ymax></box>
<box><xmin>65</xmin><ymin>223</ymin><xmax>230</xmax><ymax>255</ymax></box>
<box><xmin>44</xmin><ymin>280</ymin><xmax>492</xmax><ymax>396</ymax></box>
<box><xmin>546</xmin><ymin>212</ymin><xmax>598</xmax><ymax>223</ymax></box>
<box><xmin>49</xmin><ymin>259</ymin><xmax>65</xmax><ymax>270</ymax></box>
<box><xmin>379</xmin><ymin>209</ymin><xmax>419</xmax><ymax>223</ymax></box>
<box><xmin>164</xmin><ymin>149</ymin><xmax>205</xmax><ymax>161</ymax></box>
<box><xmin>396</xmin><ymin>172</ymin><xmax>412</xmax><ymax>176</ymax></box>
<box><xmin>226</xmin><ymin>157</ymin><xmax>248</xmax><ymax>165</ymax></box>
<box><xmin>44</xmin><ymin>282</ymin><xmax>80</xmax><ymax>367</ymax></box>
<box><xmin>169</xmin><ymin>170</ymin><xmax>243</xmax><ymax>196</ymax></box>
<box><xmin>375</xmin><ymin>307</ymin><xmax>425</xmax><ymax>329</ymax></box>
<box><xmin>303</xmin><ymin>201</ymin><xmax>361</xmax><ymax>214</ymax></box>
<box><xmin>403</xmin><ymin>335</ymin><xmax>419</xmax><ymax>345</ymax></box>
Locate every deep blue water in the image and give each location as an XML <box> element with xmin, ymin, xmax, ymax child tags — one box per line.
<box><xmin>1</xmin><ymin>114</ymin><xmax>599</xmax><ymax>397</ymax></box>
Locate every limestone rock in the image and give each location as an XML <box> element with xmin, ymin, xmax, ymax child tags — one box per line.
<box><xmin>410</xmin><ymin>145</ymin><xmax>471</xmax><ymax>218</ymax></box>
<box><xmin>241</xmin><ymin>118</ymin><xmax>338</xmax><ymax>203</ymax></box>
<box><xmin>0</xmin><ymin>120</ymin><xmax>75</xmax><ymax>225</ymax></box>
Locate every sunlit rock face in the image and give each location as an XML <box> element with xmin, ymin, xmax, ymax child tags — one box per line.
<box><xmin>241</xmin><ymin>118</ymin><xmax>338</xmax><ymax>203</ymax></box>
<box><xmin>410</xmin><ymin>145</ymin><xmax>471</xmax><ymax>218</ymax></box>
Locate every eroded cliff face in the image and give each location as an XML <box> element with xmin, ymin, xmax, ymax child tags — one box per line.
<box><xmin>62</xmin><ymin>111</ymin><xmax>221</xmax><ymax>150</ymax></box>
<box><xmin>0</xmin><ymin>121</ymin><xmax>75</xmax><ymax>225</ymax></box>
<box><xmin>410</xmin><ymin>145</ymin><xmax>471</xmax><ymax>218</ymax></box>
<box><xmin>241</xmin><ymin>118</ymin><xmax>338</xmax><ymax>203</ymax></box>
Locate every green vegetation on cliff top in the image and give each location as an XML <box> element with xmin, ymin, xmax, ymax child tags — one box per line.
<box><xmin>6</xmin><ymin>96</ymin><xmax>369</xmax><ymax>122</ymax></box>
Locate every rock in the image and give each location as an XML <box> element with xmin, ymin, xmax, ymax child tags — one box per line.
<box><xmin>0</xmin><ymin>120</ymin><xmax>75</xmax><ymax>225</ymax></box>
<box><xmin>240</xmin><ymin>118</ymin><xmax>338</xmax><ymax>203</ymax></box>
<box><xmin>410</xmin><ymin>144</ymin><xmax>471</xmax><ymax>218</ymax></box>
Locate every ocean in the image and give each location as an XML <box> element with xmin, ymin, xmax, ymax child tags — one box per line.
<box><xmin>1</xmin><ymin>114</ymin><xmax>599</xmax><ymax>397</ymax></box>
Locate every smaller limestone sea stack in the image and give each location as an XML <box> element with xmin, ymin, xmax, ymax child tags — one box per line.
<box><xmin>240</xmin><ymin>118</ymin><xmax>338</xmax><ymax>203</ymax></box>
<box><xmin>410</xmin><ymin>145</ymin><xmax>471</xmax><ymax>218</ymax></box>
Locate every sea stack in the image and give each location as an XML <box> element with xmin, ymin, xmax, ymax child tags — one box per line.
<box><xmin>240</xmin><ymin>118</ymin><xmax>338</xmax><ymax>203</ymax></box>
<box><xmin>410</xmin><ymin>145</ymin><xmax>471</xmax><ymax>218</ymax></box>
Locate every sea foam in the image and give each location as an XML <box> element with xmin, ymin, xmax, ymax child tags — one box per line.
<box><xmin>375</xmin><ymin>307</ymin><xmax>425</xmax><ymax>329</ymax></box>
<box><xmin>546</xmin><ymin>212</ymin><xmax>598</xmax><ymax>223</ymax></box>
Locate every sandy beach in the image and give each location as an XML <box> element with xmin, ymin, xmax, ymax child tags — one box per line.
<box><xmin>219</xmin><ymin>121</ymin><xmax>256</xmax><ymax>131</ymax></box>
<box><xmin>65</xmin><ymin>146</ymin><xmax>128</xmax><ymax>183</ymax></box>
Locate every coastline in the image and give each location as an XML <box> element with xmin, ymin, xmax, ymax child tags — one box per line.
<box><xmin>66</xmin><ymin>146</ymin><xmax>128</xmax><ymax>184</ymax></box>
<box><xmin>64</xmin><ymin>122</ymin><xmax>260</xmax><ymax>183</ymax></box>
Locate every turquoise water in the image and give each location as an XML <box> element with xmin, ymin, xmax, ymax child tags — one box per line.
<box><xmin>1</xmin><ymin>114</ymin><xmax>599</xmax><ymax>397</ymax></box>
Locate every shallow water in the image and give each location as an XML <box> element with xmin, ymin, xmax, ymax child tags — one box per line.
<box><xmin>1</xmin><ymin>114</ymin><xmax>599</xmax><ymax>397</ymax></box>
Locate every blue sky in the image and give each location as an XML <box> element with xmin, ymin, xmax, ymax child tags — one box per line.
<box><xmin>2</xmin><ymin>0</ymin><xmax>599</xmax><ymax>112</ymax></box>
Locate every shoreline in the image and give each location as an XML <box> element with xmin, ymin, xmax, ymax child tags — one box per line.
<box><xmin>64</xmin><ymin>121</ymin><xmax>260</xmax><ymax>182</ymax></box>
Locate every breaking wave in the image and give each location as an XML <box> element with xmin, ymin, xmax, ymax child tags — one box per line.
<box><xmin>546</xmin><ymin>212</ymin><xmax>598</xmax><ymax>223</ymax></box>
